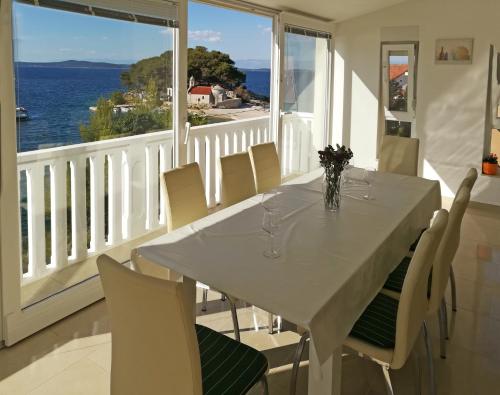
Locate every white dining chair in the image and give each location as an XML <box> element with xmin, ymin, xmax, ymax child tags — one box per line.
<box><xmin>449</xmin><ymin>167</ymin><xmax>477</xmax><ymax>312</ymax></box>
<box><xmin>220</xmin><ymin>151</ymin><xmax>257</xmax><ymax>208</ymax></box>
<box><xmin>378</xmin><ymin>135</ymin><xmax>419</xmax><ymax>176</ymax></box>
<box><xmin>408</xmin><ymin>167</ymin><xmax>477</xmax><ymax>313</ymax></box>
<box><xmin>383</xmin><ymin>188</ymin><xmax>470</xmax><ymax>359</ymax></box>
<box><xmin>249</xmin><ymin>142</ymin><xmax>281</xmax><ymax>194</ymax></box>
<box><xmin>290</xmin><ymin>210</ymin><xmax>449</xmax><ymax>395</ymax></box>
<box><xmin>133</xmin><ymin>162</ymin><xmax>241</xmax><ymax>341</ymax></box>
<box><xmin>97</xmin><ymin>254</ymin><xmax>269</xmax><ymax>395</ymax></box>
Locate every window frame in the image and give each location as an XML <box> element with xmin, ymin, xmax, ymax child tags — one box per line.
<box><xmin>381</xmin><ymin>42</ymin><xmax>418</xmax><ymax>137</ymax></box>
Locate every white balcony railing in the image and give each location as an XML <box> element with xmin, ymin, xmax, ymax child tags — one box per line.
<box><xmin>18</xmin><ymin>115</ymin><xmax>275</xmax><ymax>284</ymax></box>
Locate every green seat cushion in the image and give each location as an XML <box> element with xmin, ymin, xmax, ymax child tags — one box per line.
<box><xmin>383</xmin><ymin>256</ymin><xmax>432</xmax><ymax>296</ymax></box>
<box><xmin>384</xmin><ymin>256</ymin><xmax>412</xmax><ymax>293</ymax></box>
<box><xmin>350</xmin><ymin>293</ymin><xmax>399</xmax><ymax>348</ymax></box>
<box><xmin>195</xmin><ymin>324</ymin><xmax>268</xmax><ymax>395</ymax></box>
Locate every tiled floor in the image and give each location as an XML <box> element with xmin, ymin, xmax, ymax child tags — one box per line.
<box><xmin>2</xmin><ymin>202</ymin><xmax>500</xmax><ymax>394</ymax></box>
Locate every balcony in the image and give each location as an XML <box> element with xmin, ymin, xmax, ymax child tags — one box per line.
<box><xmin>17</xmin><ymin>114</ymin><xmax>316</xmax><ymax>304</ymax></box>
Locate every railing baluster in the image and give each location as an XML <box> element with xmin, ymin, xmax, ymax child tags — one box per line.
<box><xmin>197</xmin><ymin>137</ymin><xmax>207</xmax><ymax>196</ymax></box>
<box><xmin>206</xmin><ymin>135</ymin><xmax>216</xmax><ymax>207</ymax></box>
<box><xmin>127</xmin><ymin>143</ymin><xmax>147</xmax><ymax>238</ymax></box>
<box><xmin>108</xmin><ymin>150</ymin><xmax>123</xmax><ymax>244</ymax></box>
<box><xmin>159</xmin><ymin>139</ymin><xmax>174</xmax><ymax>225</ymax></box>
<box><xmin>27</xmin><ymin>164</ymin><xmax>47</xmax><ymax>280</ymax></box>
<box><xmin>187</xmin><ymin>137</ymin><xmax>196</xmax><ymax>164</ymax></box>
<box><xmin>215</xmin><ymin>133</ymin><xmax>223</xmax><ymax>203</ymax></box>
<box><xmin>282</xmin><ymin>121</ymin><xmax>289</xmax><ymax>176</ymax></box>
<box><xmin>146</xmin><ymin>144</ymin><xmax>160</xmax><ymax>230</ymax></box>
<box><xmin>90</xmin><ymin>153</ymin><xmax>105</xmax><ymax>253</ymax></box>
<box><xmin>70</xmin><ymin>156</ymin><xmax>88</xmax><ymax>262</ymax></box>
<box><xmin>51</xmin><ymin>159</ymin><xmax>68</xmax><ymax>270</ymax></box>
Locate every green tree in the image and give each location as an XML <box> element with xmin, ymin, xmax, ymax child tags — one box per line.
<box><xmin>121</xmin><ymin>51</ymin><xmax>173</xmax><ymax>91</ymax></box>
<box><xmin>121</xmin><ymin>47</ymin><xmax>246</xmax><ymax>91</ymax></box>
<box><xmin>110</xmin><ymin>91</ymin><xmax>126</xmax><ymax>105</ymax></box>
<box><xmin>187</xmin><ymin>46</ymin><xmax>245</xmax><ymax>87</ymax></box>
<box><xmin>80</xmin><ymin>97</ymin><xmax>114</xmax><ymax>142</ymax></box>
<box><xmin>144</xmin><ymin>78</ymin><xmax>161</xmax><ymax>110</ymax></box>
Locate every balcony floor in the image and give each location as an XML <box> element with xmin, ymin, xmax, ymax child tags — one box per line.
<box><xmin>2</xmin><ymin>199</ymin><xmax>500</xmax><ymax>394</ymax></box>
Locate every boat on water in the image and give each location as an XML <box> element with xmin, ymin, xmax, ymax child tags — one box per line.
<box><xmin>16</xmin><ymin>107</ymin><xmax>30</xmax><ymax>121</ymax></box>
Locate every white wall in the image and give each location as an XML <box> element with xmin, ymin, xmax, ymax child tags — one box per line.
<box><xmin>333</xmin><ymin>0</ymin><xmax>500</xmax><ymax>205</ymax></box>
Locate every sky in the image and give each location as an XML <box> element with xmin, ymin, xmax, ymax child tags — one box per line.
<box><xmin>13</xmin><ymin>1</ymin><xmax>272</xmax><ymax>68</ymax></box>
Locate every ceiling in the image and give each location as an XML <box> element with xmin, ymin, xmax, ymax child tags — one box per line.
<box><xmin>247</xmin><ymin>0</ymin><xmax>410</xmax><ymax>22</ymax></box>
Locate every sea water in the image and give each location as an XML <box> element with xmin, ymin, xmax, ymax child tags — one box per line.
<box><xmin>15</xmin><ymin>65</ymin><xmax>271</xmax><ymax>153</ymax></box>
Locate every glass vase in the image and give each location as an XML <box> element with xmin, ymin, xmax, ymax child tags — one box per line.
<box><xmin>323</xmin><ymin>170</ymin><xmax>342</xmax><ymax>211</ymax></box>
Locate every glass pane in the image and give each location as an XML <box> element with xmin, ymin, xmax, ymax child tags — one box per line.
<box><xmin>283</xmin><ymin>31</ymin><xmax>329</xmax><ymax>174</ymax></box>
<box><xmin>13</xmin><ymin>1</ymin><xmax>174</xmax><ymax>306</ymax></box>
<box><xmin>386</xmin><ymin>120</ymin><xmax>412</xmax><ymax>137</ymax></box>
<box><xmin>14</xmin><ymin>4</ymin><xmax>173</xmax><ymax>153</ymax></box>
<box><xmin>388</xmin><ymin>51</ymin><xmax>408</xmax><ymax>112</ymax></box>
<box><xmin>187</xmin><ymin>1</ymin><xmax>271</xmax><ymax>127</ymax></box>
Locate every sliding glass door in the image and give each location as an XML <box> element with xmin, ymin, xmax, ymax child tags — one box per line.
<box><xmin>279</xmin><ymin>23</ymin><xmax>332</xmax><ymax>177</ymax></box>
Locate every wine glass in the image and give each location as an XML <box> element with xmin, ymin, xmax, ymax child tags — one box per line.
<box><xmin>262</xmin><ymin>209</ymin><xmax>281</xmax><ymax>258</ymax></box>
<box><xmin>261</xmin><ymin>188</ymin><xmax>278</xmax><ymax>212</ymax></box>
<box><xmin>363</xmin><ymin>167</ymin><xmax>376</xmax><ymax>200</ymax></box>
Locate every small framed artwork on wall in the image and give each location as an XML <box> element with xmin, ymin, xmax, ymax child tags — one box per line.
<box><xmin>435</xmin><ymin>38</ymin><xmax>473</xmax><ymax>64</ymax></box>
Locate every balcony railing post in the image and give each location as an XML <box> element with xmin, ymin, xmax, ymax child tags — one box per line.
<box><xmin>70</xmin><ymin>156</ymin><xmax>88</xmax><ymax>262</ymax></box>
<box><xmin>90</xmin><ymin>153</ymin><xmax>105</xmax><ymax>253</ymax></box>
<box><xmin>27</xmin><ymin>163</ymin><xmax>47</xmax><ymax>279</ymax></box>
<box><xmin>146</xmin><ymin>144</ymin><xmax>160</xmax><ymax>230</ymax></box>
<box><xmin>51</xmin><ymin>158</ymin><xmax>68</xmax><ymax>270</ymax></box>
<box><xmin>127</xmin><ymin>143</ymin><xmax>147</xmax><ymax>239</ymax></box>
<box><xmin>108</xmin><ymin>150</ymin><xmax>123</xmax><ymax>245</ymax></box>
<box><xmin>206</xmin><ymin>135</ymin><xmax>216</xmax><ymax>207</ymax></box>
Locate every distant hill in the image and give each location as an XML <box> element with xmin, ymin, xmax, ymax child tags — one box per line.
<box><xmin>16</xmin><ymin>60</ymin><xmax>130</xmax><ymax>69</ymax></box>
<box><xmin>238</xmin><ymin>68</ymin><xmax>270</xmax><ymax>73</ymax></box>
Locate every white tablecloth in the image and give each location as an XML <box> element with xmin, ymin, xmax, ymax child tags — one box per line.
<box><xmin>136</xmin><ymin>169</ymin><xmax>441</xmax><ymax>364</ymax></box>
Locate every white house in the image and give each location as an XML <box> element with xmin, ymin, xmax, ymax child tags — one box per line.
<box><xmin>187</xmin><ymin>85</ymin><xmax>213</xmax><ymax>107</ymax></box>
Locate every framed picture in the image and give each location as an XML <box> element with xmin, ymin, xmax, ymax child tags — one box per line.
<box><xmin>435</xmin><ymin>38</ymin><xmax>473</xmax><ymax>64</ymax></box>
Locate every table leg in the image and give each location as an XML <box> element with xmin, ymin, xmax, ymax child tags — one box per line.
<box><xmin>181</xmin><ymin>276</ymin><xmax>197</xmax><ymax>323</ymax></box>
<box><xmin>308</xmin><ymin>337</ymin><xmax>342</xmax><ymax>395</ymax></box>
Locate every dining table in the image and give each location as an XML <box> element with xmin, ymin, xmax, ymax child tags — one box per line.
<box><xmin>134</xmin><ymin>167</ymin><xmax>441</xmax><ymax>394</ymax></box>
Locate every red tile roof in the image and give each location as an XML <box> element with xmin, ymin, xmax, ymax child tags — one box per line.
<box><xmin>189</xmin><ymin>86</ymin><xmax>213</xmax><ymax>95</ymax></box>
<box><xmin>389</xmin><ymin>64</ymin><xmax>408</xmax><ymax>81</ymax></box>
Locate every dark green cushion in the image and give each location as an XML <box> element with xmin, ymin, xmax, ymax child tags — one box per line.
<box><xmin>196</xmin><ymin>324</ymin><xmax>268</xmax><ymax>395</ymax></box>
<box><xmin>383</xmin><ymin>256</ymin><xmax>432</xmax><ymax>296</ymax></box>
<box><xmin>384</xmin><ymin>256</ymin><xmax>412</xmax><ymax>293</ymax></box>
<box><xmin>350</xmin><ymin>293</ymin><xmax>399</xmax><ymax>348</ymax></box>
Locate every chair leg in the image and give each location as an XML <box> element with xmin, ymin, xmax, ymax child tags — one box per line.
<box><xmin>443</xmin><ymin>300</ymin><xmax>449</xmax><ymax>340</ymax></box>
<box><xmin>450</xmin><ymin>266</ymin><xmax>457</xmax><ymax>312</ymax></box>
<box><xmin>268</xmin><ymin>313</ymin><xmax>274</xmax><ymax>334</ymax></box>
<box><xmin>261</xmin><ymin>375</ymin><xmax>269</xmax><ymax>395</ymax></box>
<box><xmin>229</xmin><ymin>299</ymin><xmax>241</xmax><ymax>342</ymax></box>
<box><xmin>438</xmin><ymin>303</ymin><xmax>447</xmax><ymax>359</ymax></box>
<box><xmin>201</xmin><ymin>288</ymin><xmax>208</xmax><ymax>312</ymax></box>
<box><xmin>289</xmin><ymin>331</ymin><xmax>309</xmax><ymax>395</ymax></box>
<box><xmin>423</xmin><ymin>322</ymin><xmax>436</xmax><ymax>395</ymax></box>
<box><xmin>381</xmin><ymin>364</ymin><xmax>394</xmax><ymax>395</ymax></box>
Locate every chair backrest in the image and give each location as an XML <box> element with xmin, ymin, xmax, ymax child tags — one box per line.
<box><xmin>97</xmin><ymin>255</ymin><xmax>202</xmax><ymax>395</ymax></box>
<box><xmin>249</xmin><ymin>142</ymin><xmax>281</xmax><ymax>193</ymax></box>
<box><xmin>219</xmin><ymin>151</ymin><xmax>257</xmax><ymax>207</ymax></box>
<box><xmin>163</xmin><ymin>162</ymin><xmax>208</xmax><ymax>232</ymax></box>
<box><xmin>457</xmin><ymin>167</ymin><xmax>478</xmax><ymax>193</ymax></box>
<box><xmin>392</xmin><ymin>209</ymin><xmax>448</xmax><ymax>369</ymax></box>
<box><xmin>378</xmin><ymin>135</ymin><xmax>419</xmax><ymax>176</ymax></box>
<box><xmin>428</xmin><ymin>187</ymin><xmax>470</xmax><ymax>314</ymax></box>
